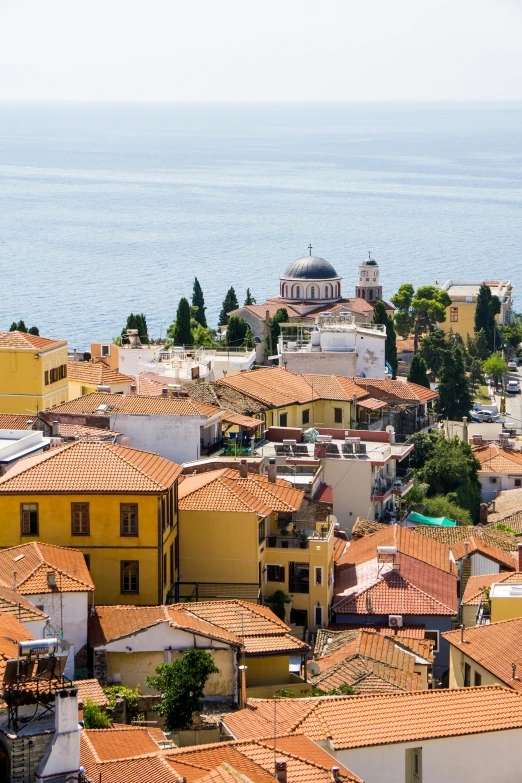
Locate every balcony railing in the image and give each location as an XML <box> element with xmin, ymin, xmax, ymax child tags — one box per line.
<box><xmin>267</xmin><ymin>536</ymin><xmax>309</xmax><ymax>549</ymax></box>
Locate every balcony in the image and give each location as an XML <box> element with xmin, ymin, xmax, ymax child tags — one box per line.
<box><xmin>391</xmin><ymin>470</ymin><xmax>414</xmax><ymax>495</ymax></box>
<box><xmin>267</xmin><ymin>535</ymin><xmax>309</xmax><ymax>550</ymax></box>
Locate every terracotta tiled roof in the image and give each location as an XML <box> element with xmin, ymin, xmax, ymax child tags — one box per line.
<box><xmin>347</xmin><ymin>377</ymin><xmax>438</xmax><ymax>404</ymax></box>
<box><xmin>338</xmin><ymin>525</ymin><xmax>455</xmax><ymax>574</ymax></box>
<box><xmin>179</xmin><ymin>469</ymin><xmax>303</xmax><ymax>514</ymax></box>
<box><xmin>221</xmin><ymin>411</ymin><xmax>263</xmax><ymax>430</ymax></box>
<box><xmin>232</xmin><ymin>296</ymin><xmax>392</xmax><ymax>321</ymax></box>
<box><xmin>51</xmin><ymin>391</ymin><xmax>221</xmax><ymax>418</ymax></box>
<box><xmin>396</xmin><ymin>338</ymin><xmax>415</xmax><ymax>353</ymax></box>
<box><xmin>474</xmin><ymin>444</ymin><xmax>522</xmax><ymax>474</ymax></box>
<box><xmin>0</xmin><ymin>542</ymin><xmax>94</xmax><ymax>594</ymax></box>
<box><xmin>0</xmin><ymin>441</ymin><xmax>182</xmax><ymax>494</ymax></box>
<box><xmin>315</xmin><ymin>628</ymin><xmax>433</xmax><ymax>664</ymax></box>
<box><xmin>0</xmin><ymin>586</ymin><xmax>48</xmax><ymax>622</ymax></box>
<box><xmin>450</xmin><ymin>536</ymin><xmax>516</xmax><ymax>570</ymax></box>
<box><xmin>0</xmin><ymin>331</ymin><xmax>67</xmax><ymax>350</ymax></box>
<box><xmin>462</xmin><ymin>572</ymin><xmax>522</xmax><ymax>606</ymax></box>
<box><xmin>67</xmin><ymin>361</ymin><xmax>133</xmax><ymax>385</ymax></box>
<box><xmin>334</xmin><ymin>554</ymin><xmax>458</xmax><ymax>616</ymax></box>
<box><xmin>81</xmin><ymin>729</ymin><xmax>181</xmax><ymax>783</ymax></box>
<box><xmin>53</xmin><ymin>422</ymin><xmax>121</xmax><ymax>442</ymax></box>
<box><xmin>326</xmin><ymin>622</ymin><xmax>428</xmax><ymax>639</ymax></box>
<box><xmin>485</xmin><ymin>488</ymin><xmax>522</xmax><ymax>525</ymax></box>
<box><xmin>443</xmin><ymin>619</ymin><xmax>522</xmax><ymax>693</ymax></box>
<box><xmin>487</xmin><ymin>511</ymin><xmax>522</xmax><ymax>534</ymax></box>
<box><xmin>74</xmin><ymin>678</ymin><xmax>109</xmax><ymax>707</ymax></box>
<box><xmin>357</xmin><ymin>397</ymin><xmax>388</xmax><ymax>411</ymax></box>
<box><xmin>134</xmin><ymin>374</ymin><xmax>168</xmax><ymax>396</ymax></box>
<box><xmin>0</xmin><ymin>613</ymin><xmax>34</xmax><ymax>681</ymax></box>
<box><xmin>333</xmin><ymin>536</ymin><xmax>347</xmax><ymax>564</ymax></box>
<box><xmin>412</xmin><ymin>523</ymin><xmax>519</xmax><ymax>554</ymax></box>
<box><xmin>351</xmin><ymin>518</ymin><xmax>388</xmax><ymax>540</ymax></box>
<box><xmin>191</xmin><ymin>383</ymin><xmax>268</xmax><ymax>416</ymax></box>
<box><xmin>0</xmin><ymin>414</ymin><xmax>37</xmax><ymax>430</ymax></box>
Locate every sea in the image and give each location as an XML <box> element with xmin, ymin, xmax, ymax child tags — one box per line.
<box><xmin>1</xmin><ymin>102</ymin><xmax>521</xmax><ymax>348</ymax></box>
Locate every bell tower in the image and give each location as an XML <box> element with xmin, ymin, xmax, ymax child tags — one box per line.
<box><xmin>356</xmin><ymin>253</ymin><xmax>382</xmax><ymax>302</ymax></box>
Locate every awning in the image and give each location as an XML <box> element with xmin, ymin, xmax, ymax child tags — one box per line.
<box><xmin>314</xmin><ymin>482</ymin><xmax>334</xmax><ymax>504</ymax></box>
<box><xmin>221</xmin><ymin>411</ymin><xmax>263</xmax><ymax>430</ymax></box>
<box><xmin>357</xmin><ymin>397</ymin><xmax>388</xmax><ymax>411</ymax></box>
<box><xmin>407</xmin><ymin>511</ymin><xmax>456</xmax><ymax>528</ymax></box>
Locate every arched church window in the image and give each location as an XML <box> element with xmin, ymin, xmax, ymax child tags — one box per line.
<box><xmin>336</xmin><ymin>283</ymin><xmax>340</xmax><ymax>297</ymax></box>
<box><xmin>295</xmin><ymin>285</ymin><xmax>301</xmax><ymax>298</ymax></box>
<box><xmin>324</xmin><ymin>285</ymin><xmax>330</xmax><ymax>298</ymax></box>
<box><xmin>361</xmin><ymin>289</ymin><xmax>366</xmax><ymax>300</ymax></box>
<box><xmin>310</xmin><ymin>286</ymin><xmax>315</xmax><ymax>299</ymax></box>
<box><xmin>285</xmin><ymin>285</ymin><xmax>288</xmax><ymax>297</ymax></box>
<box><xmin>368</xmin><ymin>289</ymin><xmax>373</xmax><ymax>300</ymax></box>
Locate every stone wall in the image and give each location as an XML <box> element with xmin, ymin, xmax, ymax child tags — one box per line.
<box><xmin>93</xmin><ymin>649</ymin><xmax>108</xmax><ymax>685</ymax></box>
<box><xmin>5</xmin><ymin>732</ymin><xmax>54</xmax><ymax>783</ymax></box>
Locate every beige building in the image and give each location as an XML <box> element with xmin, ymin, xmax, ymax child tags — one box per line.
<box><xmin>434</xmin><ymin>279</ymin><xmax>514</xmax><ymax>339</ymax></box>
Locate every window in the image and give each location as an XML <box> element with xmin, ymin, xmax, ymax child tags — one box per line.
<box><xmin>120</xmin><ymin>503</ymin><xmax>138</xmax><ymax>535</ymax></box>
<box><xmin>302</xmin><ymin>409</ymin><xmax>310</xmax><ymax>425</ymax></box>
<box><xmin>71</xmin><ymin>503</ymin><xmax>90</xmax><ymax>535</ymax></box>
<box><xmin>424</xmin><ymin>630</ymin><xmax>439</xmax><ymax>653</ymax></box>
<box><xmin>170</xmin><ymin>542</ymin><xmax>174</xmax><ymax>584</ymax></box>
<box><xmin>474</xmin><ymin>671</ymin><xmax>482</xmax><ymax>686</ymax></box>
<box><xmin>284</xmin><ymin>285</ymin><xmax>288</xmax><ymax>297</ymax></box>
<box><xmin>406</xmin><ymin>748</ymin><xmax>422</xmax><ymax>783</ymax></box>
<box><xmin>464</xmin><ymin>661</ymin><xmax>471</xmax><ymax>687</ymax></box>
<box><xmin>368</xmin><ymin>289</ymin><xmax>373</xmax><ymax>300</ymax></box>
<box><xmin>258</xmin><ymin>519</ymin><xmax>266</xmax><ymax>545</ymax></box>
<box><xmin>21</xmin><ymin>503</ymin><xmax>38</xmax><ymax>535</ymax></box>
<box><xmin>361</xmin><ymin>289</ymin><xmax>366</xmax><ymax>299</ymax></box>
<box><xmin>266</xmin><ymin>564</ymin><xmax>285</xmax><ymax>582</ymax></box>
<box><xmin>83</xmin><ymin>553</ymin><xmax>91</xmax><ymax>570</ymax></box>
<box><xmin>121</xmin><ymin>560</ymin><xmax>139</xmax><ymax>594</ymax></box>
<box><xmin>101</xmin><ymin>345</ymin><xmax>110</xmax><ymax>356</ymax></box>
<box><xmin>336</xmin><ymin>283</ymin><xmax>340</xmax><ymax>297</ymax></box>
<box><xmin>450</xmin><ymin>307</ymin><xmax>459</xmax><ymax>322</ymax></box>
<box><xmin>290</xmin><ymin>608</ymin><xmax>307</xmax><ymax>626</ymax></box>
<box><xmin>295</xmin><ymin>285</ymin><xmax>301</xmax><ymax>298</ymax></box>
<box><xmin>413</xmin><ymin>749</ymin><xmax>422</xmax><ymax>780</ymax></box>
<box><xmin>163</xmin><ymin>553</ymin><xmax>167</xmax><ymax>586</ymax></box>
<box><xmin>324</xmin><ymin>285</ymin><xmax>330</xmax><ymax>298</ymax></box>
<box><xmin>515</xmin><ymin>479</ymin><xmax>521</xmax><ymax>488</ymax></box>
<box><xmin>279</xmin><ymin>412</ymin><xmax>288</xmax><ymax>427</ymax></box>
<box><xmin>334</xmin><ymin>407</ymin><xmax>342</xmax><ymax>424</ymax></box>
<box><xmin>314</xmin><ymin>605</ymin><xmax>323</xmax><ymax>626</ymax></box>
<box><xmin>289</xmin><ymin>562</ymin><xmax>309</xmax><ymax>593</ymax></box>
<box><xmin>314</xmin><ymin>566</ymin><xmax>323</xmax><ymax>586</ymax></box>
<box><xmin>310</xmin><ymin>286</ymin><xmax>315</xmax><ymax>299</ymax></box>
<box><xmin>44</xmin><ymin>370</ymin><xmax>49</xmax><ymax>386</ymax></box>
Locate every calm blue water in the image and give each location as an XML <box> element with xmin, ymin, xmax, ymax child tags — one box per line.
<box><xmin>1</xmin><ymin>102</ymin><xmax>521</xmax><ymax>348</ymax></box>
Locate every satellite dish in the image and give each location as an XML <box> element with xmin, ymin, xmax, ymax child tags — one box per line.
<box><xmin>386</xmin><ymin>425</ymin><xmax>395</xmax><ymax>435</ymax></box>
<box><xmin>307</xmin><ymin>661</ymin><xmax>320</xmax><ymax>677</ymax></box>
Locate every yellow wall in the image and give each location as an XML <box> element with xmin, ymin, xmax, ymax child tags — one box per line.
<box><xmin>448</xmin><ymin>644</ymin><xmax>505</xmax><ymax>690</ymax></box>
<box><xmin>0</xmin><ymin>490</ymin><xmax>178</xmax><ymax>605</ymax></box>
<box><xmin>0</xmin><ymin>343</ymin><xmax>68</xmax><ymax>414</ymax></box>
<box><xmin>106</xmin><ymin>648</ymin><xmax>234</xmax><ymax>696</ymax></box>
<box><xmin>491</xmin><ymin>597</ymin><xmax>522</xmax><ymax>623</ymax></box>
<box><xmin>264</xmin><ymin>399</ymin><xmax>354</xmax><ymax>430</ymax></box>
<box><xmin>68</xmin><ymin>378</ymin><xmax>131</xmax><ymax>401</ymax></box>
<box><xmin>246</xmin><ymin>673</ymin><xmax>312</xmax><ymax>698</ymax></box>
<box><xmin>442</xmin><ymin>302</ymin><xmax>501</xmax><ymax>341</ymax></box>
<box><xmin>246</xmin><ymin>654</ymin><xmax>291</xmax><ymax>686</ymax></box>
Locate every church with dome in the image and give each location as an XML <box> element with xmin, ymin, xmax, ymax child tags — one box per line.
<box><xmin>227</xmin><ymin>248</ymin><xmax>393</xmax><ymax>357</ymax></box>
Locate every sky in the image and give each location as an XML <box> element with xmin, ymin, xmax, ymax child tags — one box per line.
<box><xmin>1</xmin><ymin>0</ymin><xmax>522</xmax><ymax>101</ymax></box>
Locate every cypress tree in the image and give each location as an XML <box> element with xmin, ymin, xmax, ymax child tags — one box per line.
<box><xmin>407</xmin><ymin>355</ymin><xmax>430</xmax><ymax>389</ymax></box>
<box><xmin>172</xmin><ymin>298</ymin><xmax>192</xmax><ymax>346</ymax></box>
<box><xmin>28</xmin><ymin>326</ymin><xmax>40</xmax><ymax>336</ymax></box>
<box><xmin>244</xmin><ymin>288</ymin><xmax>256</xmax><ymax>306</ymax></box>
<box><xmin>9</xmin><ymin>322</ymin><xmax>18</xmax><ymax>332</ymax></box>
<box><xmin>226</xmin><ymin>316</ymin><xmax>253</xmax><ymax>347</ymax></box>
<box><xmin>474</xmin><ymin>283</ymin><xmax>500</xmax><ymax>354</ymax></box>
<box><xmin>192</xmin><ymin>278</ymin><xmax>207</xmax><ymax>327</ymax></box>
<box><xmin>372</xmin><ymin>301</ymin><xmax>398</xmax><ymax>378</ymax></box>
<box><xmin>218</xmin><ymin>287</ymin><xmax>239</xmax><ymax>327</ymax></box>
<box><xmin>437</xmin><ymin>345</ymin><xmax>472</xmax><ymax>420</ymax></box>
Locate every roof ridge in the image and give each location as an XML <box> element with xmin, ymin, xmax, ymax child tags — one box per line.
<box><xmin>105</xmin><ymin>443</ymin><xmax>171</xmax><ymax>490</ymax></box>
<box><xmin>0</xmin><ymin>441</ymin><xmax>76</xmax><ymax>486</ymax></box>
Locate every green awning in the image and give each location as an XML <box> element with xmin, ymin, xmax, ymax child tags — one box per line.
<box><xmin>407</xmin><ymin>511</ymin><xmax>456</xmax><ymax>528</ymax></box>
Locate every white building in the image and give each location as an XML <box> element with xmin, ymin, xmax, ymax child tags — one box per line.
<box><xmin>472</xmin><ymin>442</ymin><xmax>522</xmax><ymax>502</ymax></box>
<box><xmin>278</xmin><ymin>314</ymin><xmax>386</xmax><ymax>378</ymax></box>
<box><xmin>0</xmin><ymin>429</ymin><xmax>51</xmax><ymax>476</ymax></box>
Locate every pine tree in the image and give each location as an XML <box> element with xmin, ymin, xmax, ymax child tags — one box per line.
<box><xmin>244</xmin><ymin>288</ymin><xmax>256</xmax><ymax>306</ymax></box>
<box><xmin>9</xmin><ymin>322</ymin><xmax>18</xmax><ymax>332</ymax></box>
<box><xmin>372</xmin><ymin>301</ymin><xmax>398</xmax><ymax>378</ymax></box>
<box><xmin>28</xmin><ymin>326</ymin><xmax>39</xmax><ymax>336</ymax></box>
<box><xmin>192</xmin><ymin>278</ymin><xmax>207</xmax><ymax>328</ymax></box>
<box><xmin>11</xmin><ymin>320</ymin><xmax>28</xmax><ymax>332</ymax></box>
<box><xmin>218</xmin><ymin>287</ymin><xmax>239</xmax><ymax>327</ymax></box>
<box><xmin>469</xmin><ymin>358</ymin><xmax>485</xmax><ymax>394</ymax></box>
<box><xmin>407</xmin><ymin>354</ymin><xmax>430</xmax><ymax>388</ymax></box>
<box><xmin>226</xmin><ymin>316</ymin><xmax>253</xmax><ymax>347</ymax></box>
<box><xmin>474</xmin><ymin>283</ymin><xmax>501</xmax><ymax>354</ymax></box>
<box><xmin>437</xmin><ymin>345</ymin><xmax>472</xmax><ymax>420</ymax></box>
<box><xmin>419</xmin><ymin>330</ymin><xmax>449</xmax><ymax>378</ymax></box>
<box><xmin>172</xmin><ymin>298</ymin><xmax>192</xmax><ymax>346</ymax></box>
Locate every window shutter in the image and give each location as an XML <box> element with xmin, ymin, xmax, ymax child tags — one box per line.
<box><xmin>21</xmin><ymin>510</ymin><xmax>31</xmax><ymax>534</ymax></box>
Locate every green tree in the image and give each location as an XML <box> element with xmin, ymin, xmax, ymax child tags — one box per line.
<box><xmin>474</xmin><ymin>283</ymin><xmax>501</xmax><ymax>354</ymax></box>
<box><xmin>469</xmin><ymin>358</ymin><xmax>485</xmax><ymax>395</ymax></box>
<box><xmin>418</xmin><ymin>436</ymin><xmax>482</xmax><ymax>522</ymax></box>
<box><xmin>372</xmin><ymin>300</ymin><xmax>398</xmax><ymax>377</ymax></box>
<box><xmin>122</xmin><ymin>313</ymin><xmax>148</xmax><ymax>342</ymax></box>
<box><xmin>146</xmin><ymin>649</ymin><xmax>219</xmax><ymax>731</ymax></box>
<box><xmin>264</xmin><ymin>589</ymin><xmax>290</xmax><ymax>622</ymax></box>
<box><xmin>244</xmin><ymin>288</ymin><xmax>256</xmax><ymax>305</ymax></box>
<box><xmin>483</xmin><ymin>354</ymin><xmax>507</xmax><ymax>389</ymax></box>
<box><xmin>467</xmin><ymin>328</ymin><xmax>490</xmax><ymax>362</ymax></box>
<box><xmin>83</xmin><ymin>699</ymin><xmax>112</xmax><ymax>729</ymax></box>
<box><xmin>408</xmin><ymin>430</ymin><xmax>441</xmax><ymax>470</ymax></box>
<box><xmin>437</xmin><ymin>345</ymin><xmax>472</xmax><ymax>420</ymax></box>
<box><xmin>226</xmin><ymin>315</ymin><xmax>254</xmax><ymax>348</ymax></box>
<box><xmin>168</xmin><ymin>298</ymin><xmax>192</xmax><ymax>346</ymax></box>
<box><xmin>28</xmin><ymin>326</ymin><xmax>39</xmax><ymax>335</ymax></box>
<box><xmin>264</xmin><ymin>308</ymin><xmax>289</xmax><ymax>358</ymax></box>
<box><xmin>312</xmin><ymin>683</ymin><xmax>355</xmax><ymax>696</ymax></box>
<box><xmin>10</xmin><ymin>320</ymin><xmax>28</xmax><ymax>332</ymax></box>
<box><xmin>219</xmin><ymin>287</ymin><xmax>239</xmax><ymax>327</ymax></box>
<box><xmin>192</xmin><ymin>278</ymin><xmax>207</xmax><ymax>328</ymax></box>
<box><xmin>423</xmin><ymin>494</ymin><xmax>472</xmax><ymax>526</ymax></box>
<box><xmin>192</xmin><ymin>322</ymin><xmax>216</xmax><ymax>348</ymax></box>
<box><xmin>419</xmin><ymin>330</ymin><xmax>449</xmax><ymax>377</ymax></box>
<box><xmin>103</xmin><ymin>685</ymin><xmax>142</xmax><ymax>722</ymax></box>
<box><xmin>501</xmin><ymin>322</ymin><xmax>522</xmax><ymax>353</ymax></box>
<box><xmin>391</xmin><ymin>284</ymin><xmax>452</xmax><ymax>352</ymax></box>
<box><xmin>407</xmin><ymin>354</ymin><xmax>430</xmax><ymax>388</ymax></box>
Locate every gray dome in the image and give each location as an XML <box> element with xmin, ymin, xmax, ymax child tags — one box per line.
<box><xmin>362</xmin><ymin>257</ymin><xmax>378</xmax><ymax>266</ymax></box>
<box><xmin>283</xmin><ymin>256</ymin><xmax>339</xmax><ymax>280</ymax></box>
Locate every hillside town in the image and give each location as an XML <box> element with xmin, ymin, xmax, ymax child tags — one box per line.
<box><xmin>1</xmin><ymin>251</ymin><xmax>522</xmax><ymax>783</ymax></box>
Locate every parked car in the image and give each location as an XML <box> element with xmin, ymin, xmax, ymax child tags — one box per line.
<box><xmin>506</xmin><ymin>380</ymin><xmax>521</xmax><ymax>394</ymax></box>
<box><xmin>508</xmin><ymin>361</ymin><xmax>518</xmax><ymax>371</ymax></box>
<box><xmin>469</xmin><ymin>410</ymin><xmax>501</xmax><ymax>423</ymax></box>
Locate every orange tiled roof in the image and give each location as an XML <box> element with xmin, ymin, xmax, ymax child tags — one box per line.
<box><xmin>81</xmin><ymin>729</ymin><xmax>181</xmax><ymax>783</ymax></box>
<box><xmin>221</xmin><ymin>411</ymin><xmax>263</xmax><ymax>430</ymax></box>
<box><xmin>0</xmin><ymin>585</ymin><xmax>48</xmax><ymax>622</ymax></box>
<box><xmin>74</xmin><ymin>678</ymin><xmax>109</xmax><ymax>707</ymax></box>
<box><xmin>396</xmin><ymin>338</ymin><xmax>415</xmax><ymax>353</ymax></box>
<box><xmin>225</xmin><ymin>687</ymin><xmax>522</xmax><ymax>749</ymax></box>
<box><xmin>462</xmin><ymin>571</ymin><xmax>522</xmax><ymax>606</ymax></box>
<box><xmin>51</xmin><ymin>391</ymin><xmax>221</xmax><ymax>418</ymax></box>
<box><xmin>0</xmin><ymin>414</ymin><xmax>38</xmax><ymax>430</ymax></box>
<box><xmin>474</xmin><ymin>444</ymin><xmax>522</xmax><ymax>474</ymax></box>
<box><xmin>0</xmin><ymin>613</ymin><xmax>34</xmax><ymax>681</ymax></box>
<box><xmin>412</xmin><ymin>522</ymin><xmax>518</xmax><ymax>554</ymax></box>
<box><xmin>338</xmin><ymin>525</ymin><xmax>455</xmax><ymax>574</ymax></box>
<box><xmin>351</xmin><ymin>517</ymin><xmax>389</xmax><ymax>539</ymax></box>
<box><xmin>67</xmin><ymin>361</ymin><xmax>133</xmax><ymax>386</ymax></box>
<box><xmin>346</xmin><ymin>377</ymin><xmax>438</xmax><ymax>404</ymax></box>
<box><xmin>53</xmin><ymin>422</ymin><xmax>121</xmax><ymax>442</ymax></box>
<box><xmin>0</xmin><ymin>331</ymin><xmax>67</xmax><ymax>350</ymax></box>
<box><xmin>485</xmin><ymin>488</ymin><xmax>522</xmax><ymax>525</ymax></box>
<box><xmin>327</xmin><ymin>622</ymin><xmax>427</xmax><ymax>638</ymax></box>
<box><xmin>179</xmin><ymin>469</ymin><xmax>303</xmax><ymax>514</ymax></box>
<box><xmin>0</xmin><ymin>441</ymin><xmax>182</xmax><ymax>494</ymax></box>
<box><xmin>0</xmin><ymin>542</ymin><xmax>94</xmax><ymax>594</ymax></box>
<box><xmin>134</xmin><ymin>374</ymin><xmax>169</xmax><ymax>396</ymax></box>
<box><xmin>450</xmin><ymin>536</ymin><xmax>516</xmax><ymax>570</ymax></box>
<box><xmin>443</xmin><ymin>619</ymin><xmax>522</xmax><ymax>693</ymax></box>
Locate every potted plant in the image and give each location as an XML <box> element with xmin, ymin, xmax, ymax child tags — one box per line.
<box><xmin>298</xmin><ymin>530</ymin><xmax>308</xmax><ymax>549</ymax></box>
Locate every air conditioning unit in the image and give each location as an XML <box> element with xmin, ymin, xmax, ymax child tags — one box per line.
<box><xmin>389</xmin><ymin>615</ymin><xmax>403</xmax><ymax>628</ymax></box>
<box><xmin>490</xmin><ymin>477</ymin><xmax>498</xmax><ymax>484</ymax></box>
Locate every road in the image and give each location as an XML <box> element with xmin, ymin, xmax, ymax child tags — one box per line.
<box><xmin>502</xmin><ymin>366</ymin><xmax>522</xmax><ymax>432</ymax></box>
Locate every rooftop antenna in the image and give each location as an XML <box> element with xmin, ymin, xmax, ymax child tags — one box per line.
<box><xmin>308</xmin><ymin>243</ymin><xmax>312</xmax><ymax>256</ymax></box>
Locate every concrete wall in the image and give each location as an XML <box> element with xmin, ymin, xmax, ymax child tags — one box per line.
<box><xmin>321</xmin><ymin>458</ymin><xmax>373</xmax><ymax>532</ymax></box>
<box><xmin>28</xmin><ymin>591</ymin><xmax>88</xmax><ymax>664</ymax></box>
<box><xmin>481</xmin><ymin>472</ymin><xmax>522</xmax><ymax>502</ymax></box>
<box><xmin>448</xmin><ymin>644</ymin><xmax>503</xmax><ymax>689</ymax></box>
<box><xmin>108</xmin><ymin>412</ymin><xmax>209</xmax><ymax>463</ymax></box>
<box><xmin>332</xmin><ymin>728</ymin><xmax>522</xmax><ymax>783</ymax></box>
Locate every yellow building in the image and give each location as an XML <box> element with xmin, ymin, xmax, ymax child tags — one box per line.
<box><xmin>0</xmin><ymin>441</ymin><xmax>182</xmax><ymax>605</ymax></box>
<box><xmin>67</xmin><ymin>360</ymin><xmax>133</xmax><ymax>400</ymax></box>
<box><xmin>177</xmin><ymin>465</ymin><xmax>335</xmax><ymax>631</ymax></box>
<box><xmin>0</xmin><ymin>331</ymin><xmax>68</xmax><ymax>414</ymax></box>
<box><xmin>434</xmin><ymin>279</ymin><xmax>514</xmax><ymax>340</ymax></box>
<box><xmin>460</xmin><ymin>571</ymin><xmax>522</xmax><ymax>627</ymax></box>
<box><xmin>444</xmin><ymin>618</ymin><xmax>522</xmax><ymax>694</ymax></box>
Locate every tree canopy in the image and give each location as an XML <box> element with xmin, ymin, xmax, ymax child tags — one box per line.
<box><xmin>146</xmin><ymin>649</ymin><xmax>219</xmax><ymax>731</ymax></box>
<box><xmin>372</xmin><ymin>300</ymin><xmax>397</xmax><ymax>377</ymax></box>
<box><xmin>264</xmin><ymin>308</ymin><xmax>289</xmax><ymax>357</ymax></box>
<box><xmin>191</xmin><ymin>278</ymin><xmax>207</xmax><ymax>328</ymax></box>
<box><xmin>168</xmin><ymin>298</ymin><xmax>192</xmax><ymax>346</ymax></box>
<box><xmin>436</xmin><ymin>344</ymin><xmax>472</xmax><ymax>421</ymax></box>
<box><xmin>407</xmin><ymin>354</ymin><xmax>430</xmax><ymax>388</ymax></box>
<box><xmin>391</xmin><ymin>284</ymin><xmax>452</xmax><ymax>352</ymax></box>
<box><xmin>418</xmin><ymin>330</ymin><xmax>449</xmax><ymax>377</ymax></box>
<box><xmin>244</xmin><ymin>288</ymin><xmax>256</xmax><ymax>305</ymax></box>
<box><xmin>219</xmin><ymin>287</ymin><xmax>239</xmax><ymax>327</ymax></box>
<box><xmin>474</xmin><ymin>283</ymin><xmax>501</xmax><ymax>354</ymax></box>
<box><xmin>226</xmin><ymin>315</ymin><xmax>254</xmax><ymax>348</ymax></box>
<box><xmin>418</xmin><ymin>435</ymin><xmax>482</xmax><ymax>522</ymax></box>
<box><xmin>122</xmin><ymin>313</ymin><xmax>148</xmax><ymax>342</ymax></box>
<box><xmin>483</xmin><ymin>354</ymin><xmax>507</xmax><ymax>387</ymax></box>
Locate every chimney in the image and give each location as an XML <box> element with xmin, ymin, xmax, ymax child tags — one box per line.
<box><xmin>35</xmin><ymin>688</ymin><xmax>80</xmax><ymax>781</ymax></box>
<box><xmin>513</xmin><ymin>663</ymin><xmax>517</xmax><ymax>680</ymax></box>
<box><xmin>26</xmin><ymin>420</ymin><xmax>34</xmax><ymax>430</ymax></box>
<box><xmin>130</xmin><ymin>383</ymin><xmax>137</xmax><ymax>394</ymax></box>
<box><xmin>162</xmin><ymin>388</ymin><xmax>169</xmax><ymax>397</ymax></box>
<box><xmin>331</xmin><ymin>768</ymin><xmax>341</xmax><ymax>782</ymax></box>
<box><xmin>51</xmin><ymin>421</ymin><xmax>59</xmax><ymax>437</ymax></box>
<box><xmin>275</xmin><ymin>759</ymin><xmax>287</xmax><ymax>783</ymax></box>
<box><xmin>239</xmin><ymin>459</ymin><xmax>248</xmax><ymax>478</ymax></box>
<box><xmin>268</xmin><ymin>458</ymin><xmax>277</xmax><ymax>483</ymax></box>
<box><xmin>518</xmin><ymin>543</ymin><xmax>522</xmax><ymax>572</ymax></box>
<box><xmin>464</xmin><ymin>541</ymin><xmax>469</xmax><ymax>559</ymax></box>
<box><xmin>479</xmin><ymin>503</ymin><xmax>488</xmax><ymax>525</ymax></box>
<box><xmin>266</xmin><ymin>310</ymin><xmax>270</xmax><ymax>322</ymax></box>
<box><xmin>460</xmin><ymin>624</ymin><xmax>465</xmax><ymax>644</ymax></box>
<box><xmin>73</xmin><ymin>348</ymin><xmax>77</xmax><ymax>361</ymax></box>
